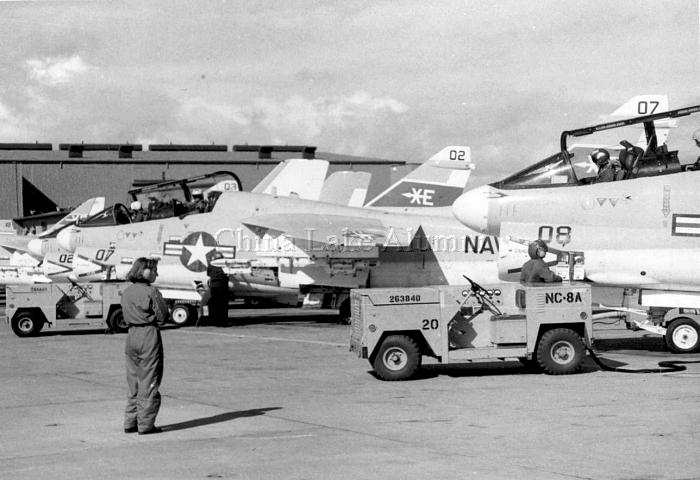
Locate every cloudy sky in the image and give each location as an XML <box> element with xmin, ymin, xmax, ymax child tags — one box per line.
<box><xmin>1</xmin><ymin>0</ymin><xmax>698</xmax><ymax>184</ymax></box>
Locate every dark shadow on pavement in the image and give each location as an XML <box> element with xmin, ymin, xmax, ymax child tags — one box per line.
<box><xmin>160</xmin><ymin>407</ymin><xmax>282</xmax><ymax>433</ymax></box>
<box><xmin>196</xmin><ymin>311</ymin><xmax>342</xmax><ymax>327</ymax></box>
<box><xmin>593</xmin><ymin>335</ymin><xmax>666</xmax><ymax>352</ymax></box>
<box><xmin>368</xmin><ymin>356</ymin><xmax>601</xmax><ymax>380</ymax></box>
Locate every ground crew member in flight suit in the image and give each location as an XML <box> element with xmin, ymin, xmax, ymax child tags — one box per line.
<box><xmin>206</xmin><ymin>251</ymin><xmax>230</xmax><ymax>324</ymax></box>
<box><xmin>591</xmin><ymin>148</ymin><xmax>615</xmax><ymax>183</ymax></box>
<box><xmin>121</xmin><ymin>257</ymin><xmax>169</xmax><ymax>435</ymax></box>
<box><xmin>520</xmin><ymin>240</ymin><xmax>562</xmax><ymax>283</ymax></box>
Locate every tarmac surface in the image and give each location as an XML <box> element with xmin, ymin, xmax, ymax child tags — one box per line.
<box><xmin>1</xmin><ymin>307</ymin><xmax>700</xmax><ymax>480</ymax></box>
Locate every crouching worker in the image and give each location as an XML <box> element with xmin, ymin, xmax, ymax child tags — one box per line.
<box><xmin>520</xmin><ymin>240</ymin><xmax>562</xmax><ymax>283</ymax></box>
<box><xmin>121</xmin><ymin>257</ymin><xmax>169</xmax><ymax>435</ymax></box>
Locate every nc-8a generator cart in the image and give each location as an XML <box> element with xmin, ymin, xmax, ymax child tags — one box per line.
<box><xmin>349</xmin><ymin>278</ymin><xmax>593</xmax><ymax>380</ymax></box>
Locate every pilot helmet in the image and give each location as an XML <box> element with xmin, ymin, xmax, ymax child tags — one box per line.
<box><xmin>528</xmin><ymin>240</ymin><xmax>548</xmax><ymax>259</ymax></box>
<box><xmin>192</xmin><ymin>188</ymin><xmax>203</xmax><ymax>198</ymax></box>
<box><xmin>591</xmin><ymin>148</ymin><xmax>610</xmax><ymax>167</ymax></box>
<box><xmin>130</xmin><ymin>200</ymin><xmax>142</xmax><ymax>211</ymax></box>
<box><xmin>692</xmin><ymin>128</ymin><xmax>700</xmax><ymax>144</ymax></box>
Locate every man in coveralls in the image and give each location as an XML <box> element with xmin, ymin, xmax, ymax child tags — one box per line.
<box><xmin>121</xmin><ymin>257</ymin><xmax>169</xmax><ymax>435</ymax></box>
<box><xmin>520</xmin><ymin>240</ymin><xmax>563</xmax><ymax>283</ymax></box>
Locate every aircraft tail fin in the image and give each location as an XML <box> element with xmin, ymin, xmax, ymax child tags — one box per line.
<box><xmin>252</xmin><ymin>158</ymin><xmax>330</xmax><ymax>200</ymax></box>
<box><xmin>611</xmin><ymin>94</ymin><xmax>675</xmax><ymax>145</ymax></box>
<box><xmin>611</xmin><ymin>95</ymin><xmax>669</xmax><ymax>117</ymax></box>
<box><xmin>39</xmin><ymin>197</ymin><xmax>105</xmax><ymax>239</ymax></box>
<box><xmin>319</xmin><ymin>171</ymin><xmax>371</xmax><ymax>206</ymax></box>
<box><xmin>365</xmin><ymin>146</ymin><xmax>474</xmax><ymax>207</ymax></box>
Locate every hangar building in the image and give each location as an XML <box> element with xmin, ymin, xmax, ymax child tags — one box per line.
<box><xmin>0</xmin><ymin>142</ymin><xmax>411</xmax><ymax>229</ymax></box>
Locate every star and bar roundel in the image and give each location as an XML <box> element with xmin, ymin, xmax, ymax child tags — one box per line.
<box><xmin>163</xmin><ymin>232</ymin><xmax>235</xmax><ymax>272</ymax></box>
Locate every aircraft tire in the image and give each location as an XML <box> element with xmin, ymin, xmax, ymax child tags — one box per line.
<box><xmin>170</xmin><ymin>304</ymin><xmax>196</xmax><ymax>326</ymax></box>
<box><xmin>11</xmin><ymin>311</ymin><xmax>43</xmax><ymax>337</ymax></box>
<box><xmin>536</xmin><ymin>328</ymin><xmax>585</xmax><ymax>375</ymax></box>
<box><xmin>665</xmin><ymin>318</ymin><xmax>700</xmax><ymax>353</ymax></box>
<box><xmin>372</xmin><ymin>335</ymin><xmax>421</xmax><ymax>381</ymax></box>
<box><xmin>108</xmin><ymin>307</ymin><xmax>128</xmax><ymax>333</ymax></box>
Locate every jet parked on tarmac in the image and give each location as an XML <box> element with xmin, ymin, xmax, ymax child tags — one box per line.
<box><xmin>451</xmin><ymin>100</ymin><xmax>700</xmax><ymax>352</ymax></box>
<box><xmin>0</xmin><ymin>197</ymin><xmax>105</xmax><ymax>284</ymax></box>
<box><xmin>56</xmin><ymin>146</ymin><xmax>501</xmax><ymax>322</ymax></box>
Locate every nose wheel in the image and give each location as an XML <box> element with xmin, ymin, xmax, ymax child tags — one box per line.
<box><xmin>665</xmin><ymin>318</ymin><xmax>700</xmax><ymax>353</ymax></box>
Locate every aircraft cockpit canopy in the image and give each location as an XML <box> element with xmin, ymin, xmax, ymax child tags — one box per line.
<box><xmin>495</xmin><ymin>152</ymin><xmax>578</xmax><ymax>188</ymax></box>
<box><xmin>493</xmin><ymin>103</ymin><xmax>700</xmax><ymax>190</ymax></box>
<box><xmin>79</xmin><ymin>203</ymin><xmax>132</xmax><ymax>227</ymax></box>
<box><xmin>129</xmin><ymin>170</ymin><xmax>241</xmax><ymax>220</ymax></box>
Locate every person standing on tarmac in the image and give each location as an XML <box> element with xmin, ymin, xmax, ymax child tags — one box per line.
<box><xmin>121</xmin><ymin>257</ymin><xmax>169</xmax><ymax>435</ymax></box>
<box><xmin>520</xmin><ymin>240</ymin><xmax>563</xmax><ymax>283</ymax></box>
<box><xmin>206</xmin><ymin>251</ymin><xmax>230</xmax><ymax>325</ymax></box>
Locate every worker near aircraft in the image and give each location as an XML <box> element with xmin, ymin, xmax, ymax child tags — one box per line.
<box><xmin>206</xmin><ymin>251</ymin><xmax>230</xmax><ymax>324</ymax></box>
<box><xmin>591</xmin><ymin>148</ymin><xmax>615</xmax><ymax>183</ymax></box>
<box><xmin>121</xmin><ymin>257</ymin><xmax>169</xmax><ymax>435</ymax></box>
<box><xmin>520</xmin><ymin>240</ymin><xmax>562</xmax><ymax>284</ymax></box>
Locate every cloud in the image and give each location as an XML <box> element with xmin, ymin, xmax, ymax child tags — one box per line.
<box><xmin>0</xmin><ymin>100</ymin><xmax>28</xmax><ymax>139</ymax></box>
<box><xmin>25</xmin><ymin>54</ymin><xmax>92</xmax><ymax>86</ymax></box>
<box><xmin>141</xmin><ymin>92</ymin><xmax>412</xmax><ymax>155</ymax></box>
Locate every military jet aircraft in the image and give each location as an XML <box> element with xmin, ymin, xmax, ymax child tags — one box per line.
<box><xmin>451</xmin><ymin>101</ymin><xmax>700</xmax><ymax>352</ymax></box>
<box><xmin>0</xmin><ymin>196</ymin><xmax>105</xmax><ymax>284</ymax></box>
<box><xmin>56</xmin><ymin>146</ymin><xmax>501</xmax><ymax>322</ymax></box>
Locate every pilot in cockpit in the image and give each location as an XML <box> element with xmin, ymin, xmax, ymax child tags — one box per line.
<box><xmin>591</xmin><ymin>148</ymin><xmax>615</xmax><ymax>183</ymax></box>
<box><xmin>191</xmin><ymin>189</ymin><xmax>208</xmax><ymax>213</ymax></box>
<box><xmin>130</xmin><ymin>201</ymin><xmax>147</xmax><ymax>222</ymax></box>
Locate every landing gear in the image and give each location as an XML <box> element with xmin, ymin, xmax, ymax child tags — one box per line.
<box><xmin>170</xmin><ymin>304</ymin><xmax>197</xmax><ymax>326</ymax></box>
<box><xmin>665</xmin><ymin>318</ymin><xmax>700</xmax><ymax>353</ymax></box>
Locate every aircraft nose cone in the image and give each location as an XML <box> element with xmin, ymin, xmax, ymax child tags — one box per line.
<box><xmin>451</xmin><ymin>185</ymin><xmax>492</xmax><ymax>234</ymax></box>
<box><xmin>57</xmin><ymin>227</ymin><xmax>78</xmax><ymax>252</ymax></box>
<box><xmin>27</xmin><ymin>238</ymin><xmax>44</xmax><ymax>256</ymax></box>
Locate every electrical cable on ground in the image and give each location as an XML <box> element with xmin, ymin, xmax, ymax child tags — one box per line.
<box><xmin>586</xmin><ymin>346</ymin><xmax>700</xmax><ymax>373</ymax></box>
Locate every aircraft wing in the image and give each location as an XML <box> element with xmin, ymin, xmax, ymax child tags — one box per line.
<box><xmin>241</xmin><ymin>213</ymin><xmax>390</xmax><ymax>250</ymax></box>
